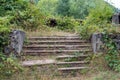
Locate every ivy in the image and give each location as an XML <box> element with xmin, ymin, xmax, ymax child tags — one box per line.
<box><xmin>0</xmin><ymin>16</ymin><xmax>22</xmax><ymax>79</ymax></box>
<box><xmin>102</xmin><ymin>30</ymin><xmax>120</xmax><ymax>72</ymax></box>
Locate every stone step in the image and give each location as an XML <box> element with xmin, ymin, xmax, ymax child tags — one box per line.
<box><xmin>56</xmin><ymin>54</ymin><xmax>89</xmax><ymax>60</ymax></box>
<box><xmin>57</xmin><ymin>61</ymin><xmax>89</xmax><ymax>67</ymax></box>
<box><xmin>22</xmin><ymin>59</ymin><xmax>56</xmax><ymax>67</ymax></box>
<box><xmin>27</xmin><ymin>40</ymin><xmax>89</xmax><ymax>45</ymax></box>
<box><xmin>24</xmin><ymin>48</ymin><xmax>91</xmax><ymax>51</ymax></box>
<box><xmin>58</xmin><ymin>67</ymin><xmax>89</xmax><ymax>71</ymax></box>
<box><xmin>24</xmin><ymin>45</ymin><xmax>91</xmax><ymax>49</ymax></box>
<box><xmin>57</xmin><ymin>61</ymin><xmax>89</xmax><ymax>65</ymax></box>
<box><xmin>23</xmin><ymin>50</ymin><xmax>92</xmax><ymax>56</ymax></box>
<box><xmin>23</xmin><ymin>46</ymin><xmax>91</xmax><ymax>50</ymax></box>
<box><xmin>22</xmin><ymin>60</ymin><xmax>88</xmax><ymax>68</ymax></box>
<box><xmin>28</xmin><ymin>36</ymin><xmax>80</xmax><ymax>40</ymax></box>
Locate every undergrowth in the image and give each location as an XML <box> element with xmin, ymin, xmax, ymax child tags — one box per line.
<box><xmin>102</xmin><ymin>30</ymin><xmax>120</xmax><ymax>72</ymax></box>
<box><xmin>0</xmin><ymin>17</ymin><xmax>23</xmax><ymax>79</ymax></box>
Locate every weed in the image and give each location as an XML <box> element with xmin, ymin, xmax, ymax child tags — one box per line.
<box><xmin>102</xmin><ymin>30</ymin><xmax>120</xmax><ymax>72</ymax></box>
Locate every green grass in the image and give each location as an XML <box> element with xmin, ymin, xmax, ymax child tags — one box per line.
<box><xmin>26</xmin><ymin>25</ymin><xmax>76</xmax><ymax>37</ymax></box>
<box><xmin>7</xmin><ymin>68</ymin><xmax>120</xmax><ymax>80</ymax></box>
<box><xmin>91</xmin><ymin>71</ymin><xmax>120</xmax><ymax>80</ymax></box>
<box><xmin>3</xmin><ymin>54</ymin><xmax>119</xmax><ymax>80</ymax></box>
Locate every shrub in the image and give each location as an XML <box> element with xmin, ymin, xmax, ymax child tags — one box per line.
<box><xmin>56</xmin><ymin>17</ymin><xmax>79</xmax><ymax>32</ymax></box>
<box><xmin>102</xmin><ymin>31</ymin><xmax>120</xmax><ymax>72</ymax></box>
<box><xmin>84</xmin><ymin>0</ymin><xmax>114</xmax><ymax>26</ymax></box>
<box><xmin>0</xmin><ymin>0</ymin><xmax>45</xmax><ymax>30</ymax></box>
<box><xmin>0</xmin><ymin>16</ymin><xmax>23</xmax><ymax>79</ymax></box>
<box><xmin>76</xmin><ymin>0</ymin><xmax>115</xmax><ymax>39</ymax></box>
<box><xmin>0</xmin><ymin>31</ymin><xmax>22</xmax><ymax>79</ymax></box>
<box><xmin>10</xmin><ymin>2</ymin><xmax>45</xmax><ymax>30</ymax></box>
<box><xmin>37</xmin><ymin>0</ymin><xmax>58</xmax><ymax>16</ymax></box>
<box><xmin>0</xmin><ymin>16</ymin><xmax>11</xmax><ymax>52</ymax></box>
<box><xmin>76</xmin><ymin>25</ymin><xmax>102</xmax><ymax>39</ymax></box>
<box><xmin>0</xmin><ymin>0</ymin><xmax>28</xmax><ymax>16</ymax></box>
<box><xmin>0</xmin><ymin>54</ymin><xmax>23</xmax><ymax>79</ymax></box>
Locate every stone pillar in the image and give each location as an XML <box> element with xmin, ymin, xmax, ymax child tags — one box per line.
<box><xmin>91</xmin><ymin>33</ymin><xmax>102</xmax><ymax>53</ymax></box>
<box><xmin>9</xmin><ymin>30</ymin><xmax>25</xmax><ymax>56</ymax></box>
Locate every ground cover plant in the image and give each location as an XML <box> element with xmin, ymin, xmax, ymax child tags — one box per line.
<box><xmin>0</xmin><ymin>16</ymin><xmax>22</xmax><ymax>79</ymax></box>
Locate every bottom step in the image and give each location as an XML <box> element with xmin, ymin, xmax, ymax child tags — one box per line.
<box><xmin>22</xmin><ymin>59</ymin><xmax>56</xmax><ymax>66</ymax></box>
<box><xmin>58</xmin><ymin>67</ymin><xmax>89</xmax><ymax>71</ymax></box>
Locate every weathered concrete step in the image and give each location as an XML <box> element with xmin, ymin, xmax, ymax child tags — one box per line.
<box><xmin>56</xmin><ymin>54</ymin><xmax>89</xmax><ymax>60</ymax></box>
<box><xmin>23</xmin><ymin>50</ymin><xmax>92</xmax><ymax>56</ymax></box>
<box><xmin>22</xmin><ymin>59</ymin><xmax>88</xmax><ymax>66</ymax></box>
<box><xmin>57</xmin><ymin>61</ymin><xmax>89</xmax><ymax>65</ymax></box>
<box><xmin>22</xmin><ymin>61</ymin><xmax>88</xmax><ymax>68</ymax></box>
<box><xmin>28</xmin><ymin>36</ymin><xmax>80</xmax><ymax>40</ymax></box>
<box><xmin>28</xmin><ymin>40</ymin><xmax>89</xmax><ymax>44</ymax></box>
<box><xmin>24</xmin><ymin>45</ymin><xmax>91</xmax><ymax>49</ymax></box>
<box><xmin>57</xmin><ymin>61</ymin><xmax>89</xmax><ymax>67</ymax></box>
<box><xmin>23</xmin><ymin>47</ymin><xmax>91</xmax><ymax>51</ymax></box>
<box><xmin>22</xmin><ymin>59</ymin><xmax>56</xmax><ymax>67</ymax></box>
<box><xmin>58</xmin><ymin>67</ymin><xmax>89</xmax><ymax>71</ymax></box>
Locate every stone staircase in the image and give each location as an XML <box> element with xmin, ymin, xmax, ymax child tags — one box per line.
<box><xmin>22</xmin><ymin>36</ymin><xmax>92</xmax><ymax>73</ymax></box>
<box><xmin>56</xmin><ymin>54</ymin><xmax>90</xmax><ymax>72</ymax></box>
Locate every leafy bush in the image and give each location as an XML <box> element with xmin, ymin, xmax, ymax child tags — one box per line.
<box><xmin>0</xmin><ymin>0</ymin><xmax>45</xmax><ymax>30</ymax></box>
<box><xmin>38</xmin><ymin>0</ymin><xmax>110</xmax><ymax>19</ymax></box>
<box><xmin>0</xmin><ymin>0</ymin><xmax>28</xmax><ymax>16</ymax></box>
<box><xmin>11</xmin><ymin>4</ymin><xmax>45</xmax><ymax>30</ymax></box>
<box><xmin>0</xmin><ymin>16</ymin><xmax>23</xmax><ymax>79</ymax></box>
<box><xmin>76</xmin><ymin>0</ymin><xmax>115</xmax><ymax>39</ymax></box>
<box><xmin>45</xmin><ymin>16</ymin><xmax>79</xmax><ymax>32</ymax></box>
<box><xmin>84</xmin><ymin>0</ymin><xmax>114</xmax><ymax>26</ymax></box>
<box><xmin>56</xmin><ymin>17</ymin><xmax>79</xmax><ymax>32</ymax></box>
<box><xmin>56</xmin><ymin>0</ymin><xmax>96</xmax><ymax>19</ymax></box>
<box><xmin>0</xmin><ymin>16</ymin><xmax>11</xmax><ymax>52</ymax></box>
<box><xmin>56</xmin><ymin>0</ymin><xmax>70</xmax><ymax>17</ymax></box>
<box><xmin>69</xmin><ymin>0</ymin><xmax>96</xmax><ymax>19</ymax></box>
<box><xmin>37</xmin><ymin>0</ymin><xmax>58</xmax><ymax>16</ymax></box>
<box><xmin>0</xmin><ymin>54</ymin><xmax>23</xmax><ymax>78</ymax></box>
<box><xmin>102</xmin><ymin>31</ymin><xmax>120</xmax><ymax>72</ymax></box>
<box><xmin>76</xmin><ymin>25</ymin><xmax>102</xmax><ymax>39</ymax></box>
<box><xmin>0</xmin><ymin>32</ymin><xmax>22</xmax><ymax>79</ymax></box>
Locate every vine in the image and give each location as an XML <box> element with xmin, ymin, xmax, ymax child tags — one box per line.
<box><xmin>102</xmin><ymin>31</ymin><xmax>120</xmax><ymax>71</ymax></box>
<box><xmin>0</xmin><ymin>18</ymin><xmax>23</xmax><ymax>79</ymax></box>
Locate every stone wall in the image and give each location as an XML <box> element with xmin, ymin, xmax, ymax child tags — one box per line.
<box><xmin>91</xmin><ymin>33</ymin><xmax>120</xmax><ymax>53</ymax></box>
<box><xmin>112</xmin><ymin>13</ymin><xmax>120</xmax><ymax>24</ymax></box>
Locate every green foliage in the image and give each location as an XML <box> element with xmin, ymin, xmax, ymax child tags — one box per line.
<box><xmin>0</xmin><ymin>0</ymin><xmax>28</xmax><ymax>16</ymax></box>
<box><xmin>38</xmin><ymin>0</ymin><xmax>102</xmax><ymax>19</ymax></box>
<box><xmin>76</xmin><ymin>0</ymin><xmax>115</xmax><ymax>39</ymax></box>
<box><xmin>11</xmin><ymin>4</ymin><xmax>45</xmax><ymax>30</ymax></box>
<box><xmin>37</xmin><ymin>0</ymin><xmax>58</xmax><ymax>16</ymax></box>
<box><xmin>0</xmin><ymin>0</ymin><xmax>45</xmax><ymax>30</ymax></box>
<box><xmin>56</xmin><ymin>0</ymin><xmax>96</xmax><ymax>19</ymax></box>
<box><xmin>76</xmin><ymin>24</ymin><xmax>102</xmax><ymax>39</ymax></box>
<box><xmin>0</xmin><ymin>30</ymin><xmax>22</xmax><ymax>79</ymax></box>
<box><xmin>0</xmin><ymin>14</ymin><xmax>22</xmax><ymax>79</ymax></box>
<box><xmin>0</xmin><ymin>54</ymin><xmax>23</xmax><ymax>78</ymax></box>
<box><xmin>84</xmin><ymin>0</ymin><xmax>114</xmax><ymax>26</ymax></box>
<box><xmin>0</xmin><ymin>16</ymin><xmax>11</xmax><ymax>51</ymax></box>
<box><xmin>69</xmin><ymin>0</ymin><xmax>96</xmax><ymax>19</ymax></box>
<box><xmin>0</xmin><ymin>32</ymin><xmax>9</xmax><ymax>52</ymax></box>
<box><xmin>102</xmin><ymin>30</ymin><xmax>120</xmax><ymax>72</ymax></box>
<box><xmin>56</xmin><ymin>0</ymin><xmax>70</xmax><ymax>16</ymax></box>
<box><xmin>56</xmin><ymin>17</ymin><xmax>79</xmax><ymax>32</ymax></box>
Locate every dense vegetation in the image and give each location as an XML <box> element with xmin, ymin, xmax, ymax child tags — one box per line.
<box><xmin>0</xmin><ymin>0</ymin><xmax>120</xmax><ymax>79</ymax></box>
<box><xmin>0</xmin><ymin>0</ymin><xmax>115</xmax><ymax>32</ymax></box>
